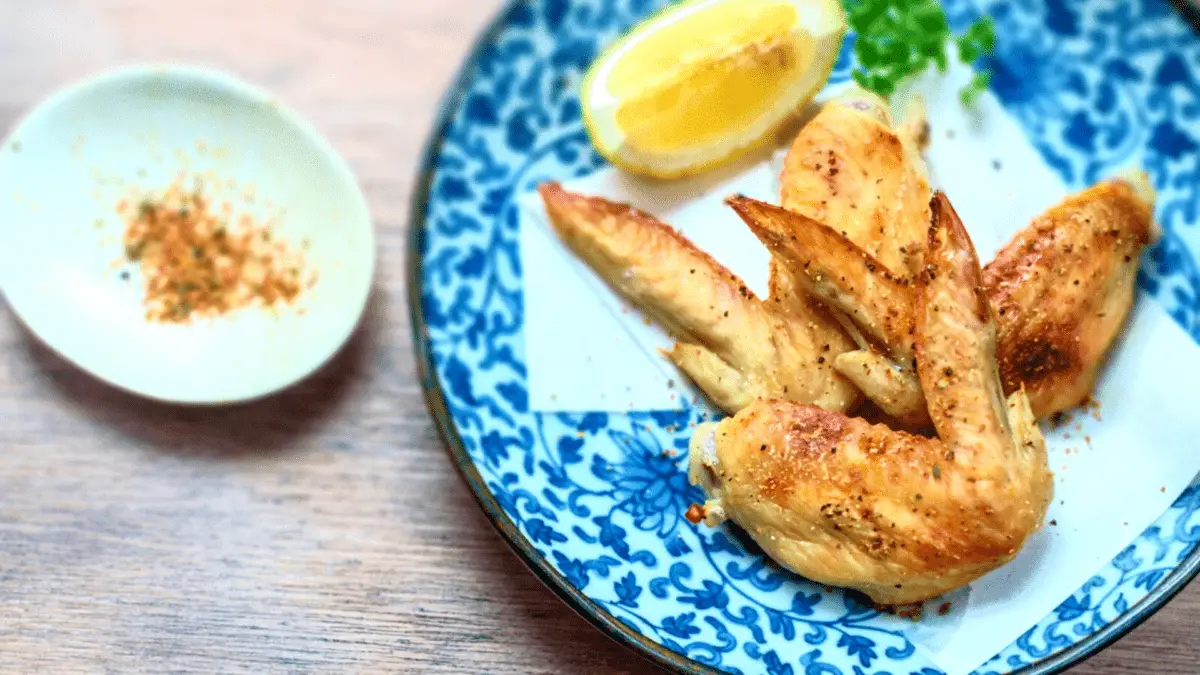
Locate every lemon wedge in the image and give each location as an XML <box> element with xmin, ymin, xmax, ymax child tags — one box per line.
<box><xmin>582</xmin><ymin>0</ymin><xmax>847</xmax><ymax>179</ymax></box>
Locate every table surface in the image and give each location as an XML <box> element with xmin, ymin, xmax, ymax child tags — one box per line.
<box><xmin>0</xmin><ymin>1</ymin><xmax>1195</xmax><ymax>673</ymax></box>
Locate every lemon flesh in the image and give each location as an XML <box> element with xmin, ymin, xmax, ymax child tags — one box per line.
<box><xmin>583</xmin><ymin>0</ymin><xmax>846</xmax><ymax>178</ymax></box>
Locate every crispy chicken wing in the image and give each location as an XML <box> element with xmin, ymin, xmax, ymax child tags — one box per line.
<box><xmin>689</xmin><ymin>194</ymin><xmax>1053</xmax><ymax>605</ymax></box>
<box><xmin>731</xmin><ymin>194</ymin><xmax>926</xmax><ymax>426</ymax></box>
<box><xmin>777</xmin><ymin>87</ymin><xmax>932</xmax><ymax>279</ymax></box>
<box><xmin>538</xmin><ymin>183</ymin><xmax>858</xmax><ymax>414</ymax></box>
<box><xmin>985</xmin><ymin>173</ymin><xmax>1158</xmax><ymax>417</ymax></box>
<box><xmin>760</xmin><ymin>88</ymin><xmax>931</xmax><ymax>425</ymax></box>
<box><xmin>734</xmin><ymin>172</ymin><xmax>1157</xmax><ymax>423</ymax></box>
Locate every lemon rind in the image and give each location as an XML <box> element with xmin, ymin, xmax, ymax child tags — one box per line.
<box><xmin>581</xmin><ymin>0</ymin><xmax>847</xmax><ymax>179</ymax></box>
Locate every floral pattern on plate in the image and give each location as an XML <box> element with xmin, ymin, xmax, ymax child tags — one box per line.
<box><xmin>413</xmin><ymin>0</ymin><xmax>1200</xmax><ymax>673</ymax></box>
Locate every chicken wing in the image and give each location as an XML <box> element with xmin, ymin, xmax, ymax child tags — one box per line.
<box><xmin>730</xmin><ymin>194</ymin><xmax>926</xmax><ymax>426</ymax></box>
<box><xmin>985</xmin><ymin>173</ymin><xmax>1158</xmax><ymax>417</ymax></box>
<box><xmin>777</xmin><ymin>87</ymin><xmax>932</xmax><ymax>279</ymax></box>
<box><xmin>733</xmin><ymin>172</ymin><xmax>1157</xmax><ymax>422</ymax></box>
<box><xmin>689</xmin><ymin>194</ymin><xmax>1053</xmax><ymax>605</ymax></box>
<box><xmin>758</xmin><ymin>88</ymin><xmax>932</xmax><ymax>425</ymax></box>
<box><xmin>538</xmin><ymin>183</ymin><xmax>858</xmax><ymax>414</ymax></box>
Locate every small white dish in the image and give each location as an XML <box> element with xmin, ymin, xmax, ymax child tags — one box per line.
<box><xmin>0</xmin><ymin>65</ymin><xmax>375</xmax><ymax>404</ymax></box>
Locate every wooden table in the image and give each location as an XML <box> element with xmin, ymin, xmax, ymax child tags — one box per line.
<box><xmin>0</xmin><ymin>1</ymin><xmax>1194</xmax><ymax>672</ymax></box>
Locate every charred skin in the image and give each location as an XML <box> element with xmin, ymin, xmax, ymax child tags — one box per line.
<box><xmin>984</xmin><ymin>174</ymin><xmax>1157</xmax><ymax>418</ymax></box>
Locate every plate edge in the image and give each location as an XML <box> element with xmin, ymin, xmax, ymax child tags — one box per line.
<box><xmin>402</xmin><ymin>2</ymin><xmax>716</xmax><ymax>674</ymax></box>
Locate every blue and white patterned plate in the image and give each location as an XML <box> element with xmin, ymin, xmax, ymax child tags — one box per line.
<box><xmin>409</xmin><ymin>1</ymin><xmax>1200</xmax><ymax>673</ymax></box>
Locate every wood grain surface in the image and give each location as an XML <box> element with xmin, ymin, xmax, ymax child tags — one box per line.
<box><xmin>0</xmin><ymin>1</ymin><xmax>1194</xmax><ymax>673</ymax></box>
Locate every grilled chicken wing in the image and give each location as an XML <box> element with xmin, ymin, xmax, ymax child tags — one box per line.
<box><xmin>986</xmin><ymin>174</ymin><xmax>1158</xmax><ymax>417</ymax></box>
<box><xmin>762</xmin><ymin>87</ymin><xmax>931</xmax><ymax>425</ymax></box>
<box><xmin>734</xmin><ymin>173</ymin><xmax>1157</xmax><ymax>423</ymax></box>
<box><xmin>538</xmin><ymin>183</ymin><xmax>858</xmax><ymax>414</ymax></box>
<box><xmin>731</xmin><ymin>194</ymin><xmax>927</xmax><ymax>426</ymax></box>
<box><xmin>777</xmin><ymin>87</ymin><xmax>932</xmax><ymax>279</ymax></box>
<box><xmin>689</xmin><ymin>194</ymin><xmax>1053</xmax><ymax>605</ymax></box>
<box><xmin>535</xmin><ymin>90</ymin><xmax>931</xmax><ymax>416</ymax></box>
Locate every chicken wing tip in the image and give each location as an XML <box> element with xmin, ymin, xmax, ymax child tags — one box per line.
<box><xmin>538</xmin><ymin>182</ymin><xmax>643</xmax><ymax>229</ymax></box>
<box><xmin>1110</xmin><ymin>168</ymin><xmax>1162</xmax><ymax>243</ymax></box>
<box><xmin>538</xmin><ymin>181</ymin><xmax>585</xmax><ymax>217</ymax></box>
<box><xmin>928</xmin><ymin>192</ymin><xmax>988</xmax><ymax>319</ymax></box>
<box><xmin>929</xmin><ymin>193</ymin><xmax>972</xmax><ymax>245</ymax></box>
<box><xmin>725</xmin><ymin>195</ymin><xmax>781</xmax><ymax>231</ymax></box>
<box><xmin>1113</xmin><ymin>167</ymin><xmax>1155</xmax><ymax>206</ymax></box>
<box><xmin>726</xmin><ymin>198</ymin><xmax>800</xmax><ymax>255</ymax></box>
<box><xmin>831</xmin><ymin>85</ymin><xmax>891</xmax><ymax>121</ymax></box>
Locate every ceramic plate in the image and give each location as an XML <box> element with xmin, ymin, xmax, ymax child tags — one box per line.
<box><xmin>409</xmin><ymin>1</ymin><xmax>1200</xmax><ymax>673</ymax></box>
<box><xmin>0</xmin><ymin>66</ymin><xmax>374</xmax><ymax>404</ymax></box>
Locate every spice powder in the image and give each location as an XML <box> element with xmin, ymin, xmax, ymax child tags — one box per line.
<box><xmin>118</xmin><ymin>175</ymin><xmax>315</xmax><ymax>323</ymax></box>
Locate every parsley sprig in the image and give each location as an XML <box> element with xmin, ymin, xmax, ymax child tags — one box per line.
<box><xmin>842</xmin><ymin>0</ymin><xmax>996</xmax><ymax>104</ymax></box>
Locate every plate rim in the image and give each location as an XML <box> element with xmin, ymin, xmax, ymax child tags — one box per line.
<box><xmin>405</xmin><ymin>1</ymin><xmax>1200</xmax><ymax>673</ymax></box>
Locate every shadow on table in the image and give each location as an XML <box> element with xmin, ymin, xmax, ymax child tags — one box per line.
<box><xmin>11</xmin><ymin>284</ymin><xmax>385</xmax><ymax>457</ymax></box>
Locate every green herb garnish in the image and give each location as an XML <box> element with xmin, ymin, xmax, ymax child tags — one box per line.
<box><xmin>842</xmin><ymin>0</ymin><xmax>996</xmax><ymax>105</ymax></box>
